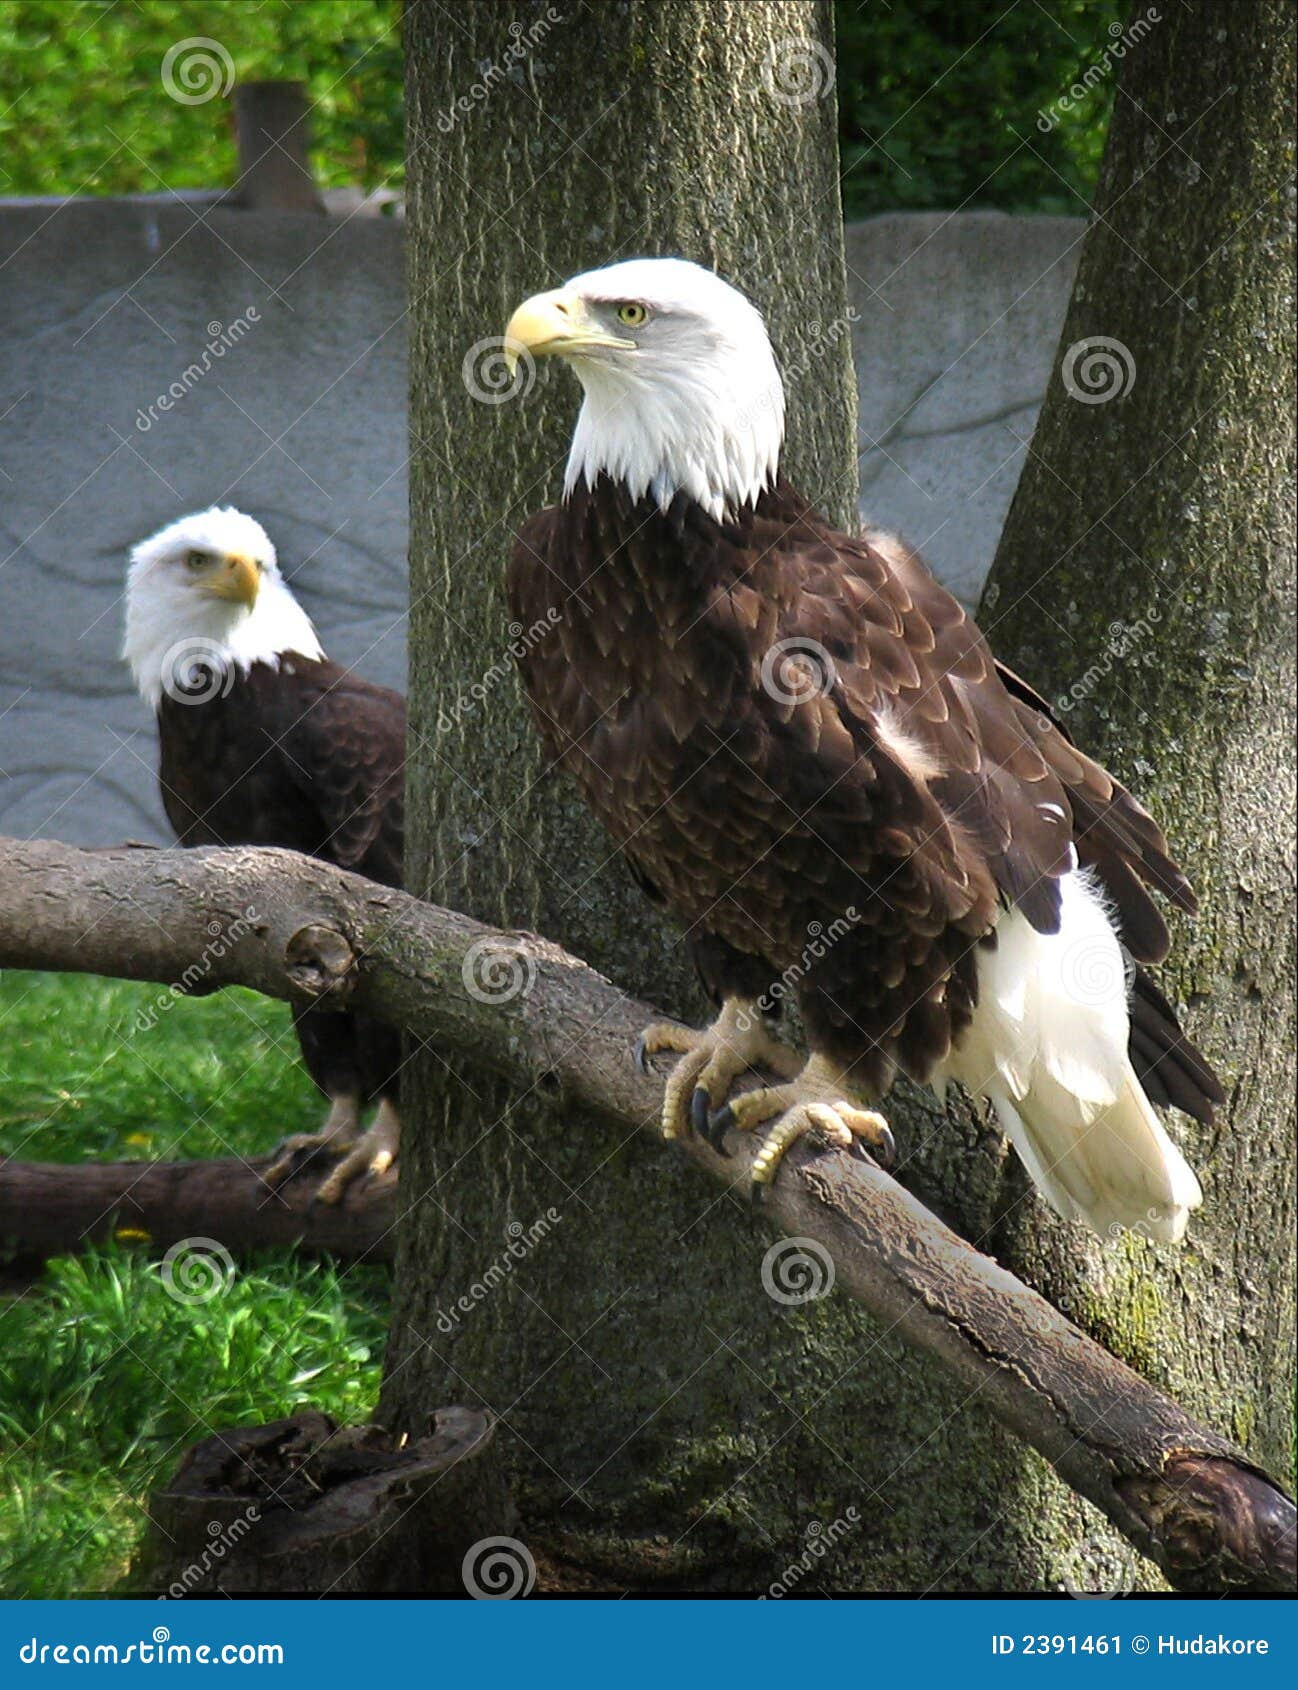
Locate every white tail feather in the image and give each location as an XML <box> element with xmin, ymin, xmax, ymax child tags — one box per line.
<box><xmin>940</xmin><ymin>869</ymin><xmax>1202</xmax><ymax>1242</ymax></box>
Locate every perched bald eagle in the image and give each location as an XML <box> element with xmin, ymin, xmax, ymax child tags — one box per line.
<box><xmin>503</xmin><ymin>258</ymin><xmax>1222</xmax><ymax>1242</ymax></box>
<box><xmin>124</xmin><ymin>507</ymin><xmax>404</xmax><ymax>1202</ymax></box>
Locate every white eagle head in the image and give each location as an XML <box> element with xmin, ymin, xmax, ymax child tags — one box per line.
<box><xmin>504</xmin><ymin>257</ymin><xmax>785</xmax><ymax>523</ymax></box>
<box><xmin>123</xmin><ymin>506</ymin><xmax>323</xmax><ymax>710</ymax></box>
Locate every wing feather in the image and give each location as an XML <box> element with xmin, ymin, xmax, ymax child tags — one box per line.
<box><xmin>276</xmin><ymin>663</ymin><xmax>405</xmax><ymax>886</ymax></box>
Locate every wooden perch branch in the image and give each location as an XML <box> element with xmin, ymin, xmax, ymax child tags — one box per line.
<box><xmin>0</xmin><ymin>834</ymin><xmax>1292</xmax><ymax>1594</ymax></box>
<box><xmin>0</xmin><ymin>1155</ymin><xmax>396</xmax><ymax>1265</ymax></box>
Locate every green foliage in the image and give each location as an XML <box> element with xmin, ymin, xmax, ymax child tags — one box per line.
<box><xmin>835</xmin><ymin>0</ymin><xmax>1127</xmax><ymax>216</ymax></box>
<box><xmin>5</xmin><ymin>0</ymin><xmax>1122</xmax><ymax>213</ymax></box>
<box><xmin>0</xmin><ymin>0</ymin><xmax>402</xmax><ymax>197</ymax></box>
<box><xmin>0</xmin><ymin>972</ymin><xmax>389</xmax><ymax>1597</ymax></box>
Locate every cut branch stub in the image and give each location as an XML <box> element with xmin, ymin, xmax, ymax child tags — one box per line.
<box><xmin>283</xmin><ymin>922</ymin><xmax>357</xmax><ymax>1004</ymax></box>
<box><xmin>1120</xmin><ymin>1455</ymin><xmax>1298</xmax><ymax>1595</ymax></box>
<box><xmin>136</xmin><ymin>1407</ymin><xmax>516</xmax><ymax>1595</ymax></box>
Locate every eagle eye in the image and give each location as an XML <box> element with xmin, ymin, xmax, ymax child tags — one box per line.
<box><xmin>615</xmin><ymin>302</ymin><xmax>649</xmax><ymax>328</ymax></box>
<box><xmin>184</xmin><ymin>549</ymin><xmax>209</xmax><ymax>570</ymax></box>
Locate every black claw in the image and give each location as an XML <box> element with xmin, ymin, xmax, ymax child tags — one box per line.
<box><xmin>690</xmin><ymin>1086</ymin><xmax>712</xmax><ymax>1139</ymax></box>
<box><xmin>849</xmin><ymin>1125</ymin><xmax>896</xmax><ymax>1169</ymax></box>
<box><xmin>269</xmin><ymin>1144</ymin><xmax>313</xmax><ymax>1183</ymax></box>
<box><xmin>703</xmin><ymin>1106</ymin><xmax>732</xmax><ymax>1153</ymax></box>
<box><xmin>747</xmin><ymin>1177</ymin><xmax>766</xmax><ymax>1209</ymax></box>
<box><xmin>633</xmin><ymin>1035</ymin><xmax>650</xmax><ymax>1075</ymax></box>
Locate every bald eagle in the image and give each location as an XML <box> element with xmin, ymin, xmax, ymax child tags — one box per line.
<box><xmin>503</xmin><ymin>257</ymin><xmax>1222</xmax><ymax>1242</ymax></box>
<box><xmin>124</xmin><ymin>508</ymin><xmax>404</xmax><ymax>1202</ymax></box>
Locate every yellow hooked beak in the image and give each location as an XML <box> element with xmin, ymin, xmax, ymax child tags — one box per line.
<box><xmin>503</xmin><ymin>288</ymin><xmax>636</xmax><ymax>375</ymax></box>
<box><xmin>204</xmin><ymin>553</ymin><xmax>261</xmax><ymax>608</ymax></box>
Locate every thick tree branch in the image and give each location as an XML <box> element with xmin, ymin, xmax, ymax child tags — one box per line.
<box><xmin>0</xmin><ymin>1155</ymin><xmax>396</xmax><ymax>1265</ymax></box>
<box><xmin>0</xmin><ymin>834</ymin><xmax>1291</xmax><ymax>1593</ymax></box>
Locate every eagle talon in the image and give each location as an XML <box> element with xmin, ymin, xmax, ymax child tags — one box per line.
<box><xmin>709</xmin><ymin>1102</ymin><xmax>735</xmax><ymax>1138</ymax></box>
<box><xmin>313</xmin><ymin>1099</ymin><xmax>401</xmax><ymax>1206</ymax></box>
<box><xmin>636</xmin><ymin>1000</ymin><xmax>801</xmax><ymax>1145</ymax></box>
<box><xmin>690</xmin><ymin>1086</ymin><xmax>714</xmax><ymax>1140</ymax></box>
<box><xmin>699</xmin><ymin>1106</ymin><xmax>731</xmax><ymax>1153</ymax></box>
<box><xmin>704</xmin><ymin>1102</ymin><xmax>739</xmax><ymax>1153</ymax></box>
<box><xmin>263</xmin><ymin>1096</ymin><xmax>361</xmax><ymax>1193</ymax></box>
<box><xmin>707</xmin><ymin>1055</ymin><xmax>894</xmax><ymax>1191</ymax></box>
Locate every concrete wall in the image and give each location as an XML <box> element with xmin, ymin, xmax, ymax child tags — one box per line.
<box><xmin>845</xmin><ymin>212</ymin><xmax>1083</xmax><ymax>607</ymax></box>
<box><xmin>0</xmin><ymin>202</ymin><xmax>1082</xmax><ymax>848</ymax></box>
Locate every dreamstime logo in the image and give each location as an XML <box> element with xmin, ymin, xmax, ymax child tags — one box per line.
<box><xmin>735</xmin><ymin>910</ymin><xmax>860</xmax><ymax>1035</ymax></box>
<box><xmin>463</xmin><ymin>336</ymin><xmax>536</xmax><ymax>405</ymax></box>
<box><xmin>1061</xmin><ymin>336</ymin><xmax>1136</xmax><ymax>404</ymax></box>
<box><xmin>435</xmin><ymin>1210</ymin><xmax>563</xmax><ymax>1333</ymax></box>
<box><xmin>461</xmin><ymin>1535</ymin><xmax>536</xmax><ymax>1599</ymax></box>
<box><xmin>759</xmin><ymin>37</ymin><xmax>835</xmax><ymax>106</ymax></box>
<box><xmin>761</xmin><ymin>1507</ymin><xmax>861</xmax><ymax>1597</ymax></box>
<box><xmin>461</xmin><ymin>936</ymin><xmax>536</xmax><ymax>1005</ymax></box>
<box><xmin>731</xmin><ymin>306</ymin><xmax>860</xmax><ymax>436</ymax></box>
<box><xmin>436</xmin><ymin>8</ymin><xmax>565</xmax><ymax>132</ymax></box>
<box><xmin>1076</xmin><ymin>1205</ymin><xmax>1174</xmax><ymax>1282</ymax></box>
<box><xmin>160</xmin><ymin>1237</ymin><xmax>236</xmax><ymax>1306</ymax></box>
<box><xmin>1056</xmin><ymin>610</ymin><xmax>1161</xmax><ymax>713</ymax></box>
<box><xmin>760</xmin><ymin>636</ymin><xmax>836</xmax><ymax>706</ymax></box>
<box><xmin>159</xmin><ymin>637</ymin><xmax>237</xmax><ymax>706</ymax></box>
<box><xmin>761</xmin><ymin>1237</ymin><xmax>835</xmax><ymax>1305</ymax></box>
<box><xmin>1059</xmin><ymin>932</ymin><xmax>1134</xmax><ymax>1009</ymax></box>
<box><xmin>135</xmin><ymin>310</ymin><xmax>261</xmax><ymax>433</ymax></box>
<box><xmin>160</xmin><ymin>1506</ymin><xmax>261</xmax><ymax>1598</ymax></box>
<box><xmin>161</xmin><ymin>38</ymin><xmax>235</xmax><ymax>105</ymax></box>
<box><xmin>1037</xmin><ymin>8</ymin><xmax>1162</xmax><ymax>133</ymax></box>
<box><xmin>130</xmin><ymin>907</ymin><xmax>260</xmax><ymax>1035</ymax></box>
<box><xmin>1061</xmin><ymin>1533</ymin><xmax>1137</xmax><ymax>1599</ymax></box>
<box><xmin>437</xmin><ymin>608</ymin><xmax>563</xmax><ymax>733</ymax></box>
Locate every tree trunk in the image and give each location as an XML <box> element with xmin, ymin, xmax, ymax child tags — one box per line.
<box><xmin>391</xmin><ymin>0</ymin><xmax>924</xmax><ymax>1594</ymax></box>
<box><xmin>978</xmin><ymin>0</ymin><xmax>1296</xmax><ymax>1550</ymax></box>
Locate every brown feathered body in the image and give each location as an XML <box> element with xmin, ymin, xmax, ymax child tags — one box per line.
<box><xmin>509</xmin><ymin>476</ymin><xmax>1222</xmax><ymax>1124</ymax></box>
<box><xmin>157</xmin><ymin>655</ymin><xmax>404</xmax><ymax>1106</ymax></box>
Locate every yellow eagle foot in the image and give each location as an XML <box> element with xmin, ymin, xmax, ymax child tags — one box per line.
<box><xmin>633</xmin><ymin>998</ymin><xmax>802</xmax><ymax>1146</ymax></box>
<box><xmin>315</xmin><ymin>1099</ymin><xmax>401</xmax><ymax>1206</ymax></box>
<box><xmin>711</xmin><ymin>1053</ymin><xmax>894</xmax><ymax>1195</ymax></box>
<box><xmin>263</xmin><ymin>1092</ymin><xmax>361</xmax><ymax>1192</ymax></box>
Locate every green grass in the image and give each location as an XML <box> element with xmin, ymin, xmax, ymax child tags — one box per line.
<box><xmin>0</xmin><ymin>970</ymin><xmax>390</xmax><ymax>1597</ymax></box>
<box><xmin>0</xmin><ymin>969</ymin><xmax>317</xmax><ymax>1165</ymax></box>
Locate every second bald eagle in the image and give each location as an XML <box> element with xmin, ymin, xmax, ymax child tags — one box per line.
<box><xmin>124</xmin><ymin>508</ymin><xmax>404</xmax><ymax>1202</ymax></box>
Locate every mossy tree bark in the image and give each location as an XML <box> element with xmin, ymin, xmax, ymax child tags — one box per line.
<box><xmin>383</xmin><ymin>0</ymin><xmax>1287</xmax><ymax>1592</ymax></box>
<box><xmin>977</xmin><ymin>0</ymin><xmax>1295</xmax><ymax>1543</ymax></box>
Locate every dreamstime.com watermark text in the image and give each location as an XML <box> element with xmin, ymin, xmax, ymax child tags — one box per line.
<box><xmin>135</xmin><ymin>310</ymin><xmax>261</xmax><ymax>432</ymax></box>
<box><xmin>434</xmin><ymin>1210</ymin><xmax>563</xmax><ymax>1333</ymax></box>
<box><xmin>130</xmin><ymin>907</ymin><xmax>260</xmax><ymax>1033</ymax></box>
<box><xmin>18</xmin><ymin>1627</ymin><xmax>283</xmax><ymax>1667</ymax></box>
<box><xmin>1036</xmin><ymin>8</ymin><xmax>1161</xmax><ymax>132</ymax></box>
